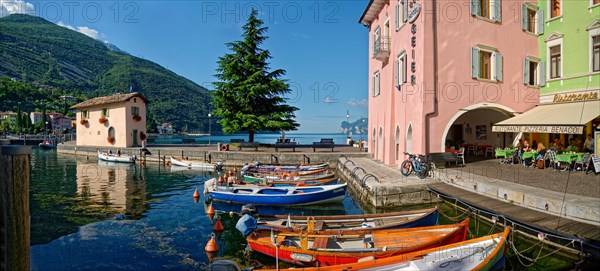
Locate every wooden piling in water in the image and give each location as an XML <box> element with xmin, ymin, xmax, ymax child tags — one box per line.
<box><xmin>0</xmin><ymin>145</ymin><xmax>32</xmax><ymax>271</ymax></box>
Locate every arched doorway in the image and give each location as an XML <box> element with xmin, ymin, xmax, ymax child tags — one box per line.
<box><xmin>395</xmin><ymin>125</ymin><xmax>400</xmax><ymax>163</ymax></box>
<box><xmin>441</xmin><ymin>103</ymin><xmax>516</xmax><ymax>153</ymax></box>
<box><xmin>406</xmin><ymin>124</ymin><xmax>413</xmax><ymax>155</ymax></box>
<box><xmin>378</xmin><ymin>127</ymin><xmax>383</xmax><ymax>161</ymax></box>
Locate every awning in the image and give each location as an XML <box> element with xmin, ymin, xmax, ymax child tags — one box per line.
<box><xmin>492</xmin><ymin>101</ymin><xmax>600</xmax><ymax>134</ymax></box>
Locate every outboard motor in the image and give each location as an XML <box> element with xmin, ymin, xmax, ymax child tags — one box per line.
<box><xmin>211</xmin><ymin>260</ymin><xmax>241</xmax><ymax>271</ymax></box>
<box><xmin>241</xmin><ymin>204</ymin><xmax>258</xmax><ymax>215</ymax></box>
<box><xmin>215</xmin><ymin>162</ymin><xmax>224</xmax><ymax>172</ymax></box>
<box><xmin>235</xmin><ymin>214</ymin><xmax>258</xmax><ymax>236</ymax></box>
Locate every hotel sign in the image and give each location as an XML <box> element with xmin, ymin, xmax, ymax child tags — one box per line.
<box><xmin>407</xmin><ymin>3</ymin><xmax>421</xmax><ymax>23</ymax></box>
<box><xmin>492</xmin><ymin>125</ymin><xmax>583</xmax><ymax>134</ymax></box>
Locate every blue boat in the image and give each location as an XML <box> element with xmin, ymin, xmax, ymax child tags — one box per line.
<box><xmin>205</xmin><ymin>179</ymin><xmax>346</xmax><ymax>206</ymax></box>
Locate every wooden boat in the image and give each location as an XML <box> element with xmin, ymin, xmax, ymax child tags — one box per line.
<box><xmin>249</xmin><ymin>163</ymin><xmax>329</xmax><ymax>173</ymax></box>
<box><xmin>247</xmin><ymin>219</ymin><xmax>470</xmax><ymax>266</ymax></box>
<box><xmin>252</xmin><ymin>207</ymin><xmax>439</xmax><ymax>234</ymax></box>
<box><xmin>170</xmin><ymin>156</ymin><xmax>214</xmax><ymax>171</ymax></box>
<box><xmin>97</xmin><ymin>151</ymin><xmax>136</xmax><ymax>163</ymax></box>
<box><xmin>205</xmin><ymin>178</ymin><xmax>346</xmax><ymax>206</ymax></box>
<box><xmin>243</xmin><ymin>171</ymin><xmax>336</xmax><ymax>183</ymax></box>
<box><xmin>239</xmin><ymin>226</ymin><xmax>510</xmax><ymax>271</ymax></box>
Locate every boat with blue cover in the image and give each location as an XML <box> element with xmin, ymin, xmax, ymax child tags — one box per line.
<box><xmin>204</xmin><ymin>178</ymin><xmax>346</xmax><ymax>206</ymax></box>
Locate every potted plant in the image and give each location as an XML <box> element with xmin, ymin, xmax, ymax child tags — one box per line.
<box><xmin>99</xmin><ymin>117</ymin><xmax>107</xmax><ymax>124</ymax></box>
<box><xmin>107</xmin><ymin>136</ymin><xmax>115</xmax><ymax>144</ymax></box>
<box><xmin>133</xmin><ymin>115</ymin><xmax>142</xmax><ymax>121</ymax></box>
<box><xmin>140</xmin><ymin>132</ymin><xmax>147</xmax><ymax>140</ymax></box>
<box><xmin>80</xmin><ymin>119</ymin><xmax>88</xmax><ymax>125</ymax></box>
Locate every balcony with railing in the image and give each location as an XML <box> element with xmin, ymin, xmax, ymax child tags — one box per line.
<box><xmin>372</xmin><ymin>35</ymin><xmax>390</xmax><ymax>61</ymax></box>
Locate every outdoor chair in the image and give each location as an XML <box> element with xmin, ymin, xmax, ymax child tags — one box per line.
<box><xmin>485</xmin><ymin>146</ymin><xmax>494</xmax><ymax>157</ymax></box>
<box><xmin>575</xmin><ymin>153</ymin><xmax>591</xmax><ymax>172</ymax></box>
<box><xmin>544</xmin><ymin>151</ymin><xmax>558</xmax><ymax>170</ymax></box>
<box><xmin>457</xmin><ymin>147</ymin><xmax>465</xmax><ymax>165</ymax></box>
<box><xmin>450</xmin><ymin>146</ymin><xmax>456</xmax><ymax>150</ymax></box>
<box><xmin>467</xmin><ymin>144</ymin><xmax>476</xmax><ymax>156</ymax></box>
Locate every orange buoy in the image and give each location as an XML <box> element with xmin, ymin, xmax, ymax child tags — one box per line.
<box><xmin>213</xmin><ymin>218</ymin><xmax>224</xmax><ymax>231</ymax></box>
<box><xmin>206</xmin><ymin>251</ymin><xmax>217</xmax><ymax>262</ymax></box>
<box><xmin>205</xmin><ymin>235</ymin><xmax>219</xmax><ymax>252</ymax></box>
<box><xmin>206</xmin><ymin>204</ymin><xmax>215</xmax><ymax>215</ymax></box>
<box><xmin>193</xmin><ymin>188</ymin><xmax>200</xmax><ymax>198</ymax></box>
<box><xmin>165</xmin><ymin>160</ymin><xmax>170</xmax><ymax>166</ymax></box>
<box><xmin>193</xmin><ymin>197</ymin><xmax>199</xmax><ymax>204</ymax></box>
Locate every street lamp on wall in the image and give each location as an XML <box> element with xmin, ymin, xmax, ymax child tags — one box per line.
<box><xmin>208</xmin><ymin>113</ymin><xmax>212</xmax><ymax>145</ymax></box>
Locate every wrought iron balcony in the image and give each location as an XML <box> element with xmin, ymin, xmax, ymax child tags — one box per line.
<box><xmin>373</xmin><ymin>36</ymin><xmax>390</xmax><ymax>61</ymax></box>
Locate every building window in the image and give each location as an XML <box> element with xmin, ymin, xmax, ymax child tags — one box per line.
<box><xmin>471</xmin><ymin>46</ymin><xmax>503</xmax><ymax>81</ymax></box>
<box><xmin>524</xmin><ymin>58</ymin><xmax>545</xmax><ymax>86</ymax></box>
<box><xmin>593</xmin><ymin>35</ymin><xmax>600</xmax><ymax>72</ymax></box>
<box><xmin>550</xmin><ymin>0</ymin><xmax>561</xmax><ymax>18</ymax></box>
<box><xmin>470</xmin><ymin>0</ymin><xmax>501</xmax><ymax>22</ymax></box>
<box><xmin>522</xmin><ymin>4</ymin><xmax>544</xmax><ymax>35</ymax></box>
<box><xmin>549</xmin><ymin>45</ymin><xmax>561</xmax><ymax>79</ymax></box>
<box><xmin>131</xmin><ymin>107</ymin><xmax>140</xmax><ymax>116</ymax></box>
<box><xmin>101</xmin><ymin>108</ymin><xmax>109</xmax><ymax>117</ymax></box>
<box><xmin>81</xmin><ymin>110</ymin><xmax>89</xmax><ymax>120</ymax></box>
<box><xmin>372</xmin><ymin>71</ymin><xmax>381</xmax><ymax>96</ymax></box>
<box><xmin>395</xmin><ymin>52</ymin><xmax>407</xmax><ymax>89</ymax></box>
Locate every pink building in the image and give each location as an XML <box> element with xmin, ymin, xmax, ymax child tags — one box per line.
<box><xmin>360</xmin><ymin>0</ymin><xmax>541</xmax><ymax>166</ymax></box>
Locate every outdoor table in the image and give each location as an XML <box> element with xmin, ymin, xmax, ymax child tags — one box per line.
<box><xmin>573</xmin><ymin>153</ymin><xmax>586</xmax><ymax>161</ymax></box>
<box><xmin>445</xmin><ymin>149</ymin><xmax>461</xmax><ymax>153</ymax></box>
<box><xmin>522</xmin><ymin>151</ymin><xmax>538</xmax><ymax>160</ymax></box>
<box><xmin>556</xmin><ymin>154</ymin><xmax>578</xmax><ymax>163</ymax></box>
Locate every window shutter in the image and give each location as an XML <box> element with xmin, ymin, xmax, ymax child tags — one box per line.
<box><xmin>521</xmin><ymin>4</ymin><xmax>528</xmax><ymax>31</ymax></box>
<box><xmin>492</xmin><ymin>0</ymin><xmax>501</xmax><ymax>22</ymax></box>
<box><xmin>495</xmin><ymin>52</ymin><xmax>503</xmax><ymax>81</ymax></box>
<box><xmin>536</xmin><ymin>8</ymin><xmax>544</xmax><ymax>35</ymax></box>
<box><xmin>402</xmin><ymin>56</ymin><xmax>407</xmax><ymax>83</ymax></box>
<box><xmin>539</xmin><ymin>61</ymin><xmax>546</xmax><ymax>86</ymax></box>
<box><xmin>372</xmin><ymin>75</ymin><xmax>375</xmax><ymax>96</ymax></box>
<box><xmin>395</xmin><ymin>59</ymin><xmax>400</xmax><ymax>88</ymax></box>
<box><xmin>523</xmin><ymin>58</ymin><xmax>530</xmax><ymax>84</ymax></box>
<box><xmin>403</xmin><ymin>0</ymin><xmax>408</xmax><ymax>22</ymax></box>
<box><xmin>471</xmin><ymin>0</ymin><xmax>480</xmax><ymax>17</ymax></box>
<box><xmin>471</xmin><ymin>47</ymin><xmax>479</xmax><ymax>78</ymax></box>
<box><xmin>395</xmin><ymin>3</ymin><xmax>399</xmax><ymax>30</ymax></box>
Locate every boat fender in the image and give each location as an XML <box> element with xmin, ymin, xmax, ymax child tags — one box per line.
<box><xmin>290</xmin><ymin>253</ymin><xmax>315</xmax><ymax>263</ymax></box>
<box><xmin>210</xmin><ymin>259</ymin><xmax>241</xmax><ymax>271</ymax></box>
<box><xmin>358</xmin><ymin>256</ymin><xmax>375</xmax><ymax>263</ymax></box>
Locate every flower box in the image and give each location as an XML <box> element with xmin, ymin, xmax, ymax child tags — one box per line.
<box><xmin>80</xmin><ymin>119</ymin><xmax>88</xmax><ymax>125</ymax></box>
<box><xmin>140</xmin><ymin>132</ymin><xmax>147</xmax><ymax>140</ymax></box>
<box><xmin>99</xmin><ymin>118</ymin><xmax>107</xmax><ymax>124</ymax></box>
<box><xmin>133</xmin><ymin>115</ymin><xmax>142</xmax><ymax>121</ymax></box>
<box><xmin>107</xmin><ymin>136</ymin><xmax>115</xmax><ymax>144</ymax></box>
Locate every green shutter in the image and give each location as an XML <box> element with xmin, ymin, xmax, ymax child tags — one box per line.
<box><xmin>471</xmin><ymin>47</ymin><xmax>479</xmax><ymax>78</ymax></box>
<box><xmin>523</xmin><ymin>58</ymin><xmax>530</xmax><ymax>84</ymax></box>
<box><xmin>372</xmin><ymin>75</ymin><xmax>375</xmax><ymax>96</ymax></box>
<box><xmin>536</xmin><ymin>8</ymin><xmax>544</xmax><ymax>35</ymax></box>
<box><xmin>492</xmin><ymin>0</ymin><xmax>501</xmax><ymax>22</ymax></box>
<box><xmin>471</xmin><ymin>0</ymin><xmax>480</xmax><ymax>17</ymax></box>
<box><xmin>495</xmin><ymin>52</ymin><xmax>503</xmax><ymax>81</ymax></box>
<box><xmin>521</xmin><ymin>4</ymin><xmax>528</xmax><ymax>31</ymax></box>
<box><xmin>403</xmin><ymin>0</ymin><xmax>408</xmax><ymax>22</ymax></box>
<box><xmin>539</xmin><ymin>61</ymin><xmax>546</xmax><ymax>86</ymax></box>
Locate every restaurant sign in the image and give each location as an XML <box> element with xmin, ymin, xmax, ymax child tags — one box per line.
<box><xmin>492</xmin><ymin>125</ymin><xmax>583</xmax><ymax>134</ymax></box>
<box><xmin>553</xmin><ymin>91</ymin><xmax>598</xmax><ymax>103</ymax></box>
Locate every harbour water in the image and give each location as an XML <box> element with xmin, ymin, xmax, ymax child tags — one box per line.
<box><xmin>28</xmin><ymin>149</ymin><xmax>579</xmax><ymax>270</ymax></box>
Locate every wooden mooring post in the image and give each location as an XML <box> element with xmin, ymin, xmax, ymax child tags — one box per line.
<box><xmin>0</xmin><ymin>145</ymin><xmax>32</xmax><ymax>271</ymax></box>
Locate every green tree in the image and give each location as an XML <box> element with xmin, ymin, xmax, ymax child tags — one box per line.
<box><xmin>212</xmin><ymin>9</ymin><xmax>299</xmax><ymax>142</ymax></box>
<box><xmin>15</xmin><ymin>105</ymin><xmax>22</xmax><ymax>133</ymax></box>
<box><xmin>22</xmin><ymin>112</ymin><xmax>31</xmax><ymax>133</ymax></box>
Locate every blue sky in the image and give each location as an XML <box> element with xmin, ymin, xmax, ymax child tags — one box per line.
<box><xmin>1</xmin><ymin>0</ymin><xmax>369</xmax><ymax>133</ymax></box>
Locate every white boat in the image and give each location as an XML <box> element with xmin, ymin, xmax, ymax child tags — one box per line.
<box><xmin>97</xmin><ymin>151</ymin><xmax>136</xmax><ymax>163</ymax></box>
<box><xmin>170</xmin><ymin>156</ymin><xmax>214</xmax><ymax>171</ymax></box>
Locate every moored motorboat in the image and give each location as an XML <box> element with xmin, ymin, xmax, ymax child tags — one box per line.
<box><xmin>169</xmin><ymin>156</ymin><xmax>214</xmax><ymax>171</ymax></box>
<box><xmin>97</xmin><ymin>151</ymin><xmax>136</xmax><ymax>163</ymax></box>
<box><xmin>248</xmin><ymin>162</ymin><xmax>329</xmax><ymax>173</ymax></box>
<box><xmin>243</xmin><ymin>171</ymin><xmax>336</xmax><ymax>183</ymax></box>
<box><xmin>38</xmin><ymin>140</ymin><xmax>56</xmax><ymax>149</ymax></box>
<box><xmin>245</xmin><ymin>219</ymin><xmax>470</xmax><ymax>266</ymax></box>
<box><xmin>242</xmin><ymin>207</ymin><xmax>439</xmax><ymax>234</ymax></box>
<box><xmin>205</xmin><ymin>178</ymin><xmax>346</xmax><ymax>206</ymax></box>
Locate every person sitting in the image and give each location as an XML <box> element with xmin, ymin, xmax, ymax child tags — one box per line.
<box><xmin>108</xmin><ymin>149</ymin><xmax>113</xmax><ymax>155</ymax></box>
<box><xmin>117</xmin><ymin>149</ymin><xmax>121</xmax><ymax>156</ymax></box>
<box><xmin>536</xmin><ymin>143</ymin><xmax>547</xmax><ymax>160</ymax></box>
<box><xmin>522</xmin><ymin>141</ymin><xmax>533</xmax><ymax>167</ymax></box>
<box><xmin>583</xmin><ymin>134</ymin><xmax>594</xmax><ymax>153</ymax></box>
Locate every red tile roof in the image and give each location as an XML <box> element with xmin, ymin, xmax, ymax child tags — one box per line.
<box><xmin>70</xmin><ymin>92</ymin><xmax>149</xmax><ymax>109</ymax></box>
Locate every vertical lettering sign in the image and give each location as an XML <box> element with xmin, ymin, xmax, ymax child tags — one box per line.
<box><xmin>408</xmin><ymin>1</ymin><xmax>421</xmax><ymax>85</ymax></box>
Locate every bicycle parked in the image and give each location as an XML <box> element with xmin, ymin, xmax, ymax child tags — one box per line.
<box><xmin>400</xmin><ymin>152</ymin><xmax>430</xmax><ymax>179</ymax></box>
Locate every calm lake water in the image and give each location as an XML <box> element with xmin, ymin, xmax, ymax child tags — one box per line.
<box><xmin>151</xmin><ymin>132</ymin><xmax>367</xmax><ymax>145</ymax></box>
<box><xmin>28</xmin><ymin>149</ymin><xmax>579</xmax><ymax>270</ymax></box>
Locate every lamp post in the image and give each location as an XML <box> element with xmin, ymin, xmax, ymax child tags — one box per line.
<box><xmin>44</xmin><ymin>121</ymin><xmax>48</xmax><ymax>141</ymax></box>
<box><xmin>208</xmin><ymin>113</ymin><xmax>212</xmax><ymax>145</ymax></box>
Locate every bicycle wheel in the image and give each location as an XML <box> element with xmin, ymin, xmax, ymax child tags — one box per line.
<box><xmin>416</xmin><ymin>162</ymin><xmax>429</xmax><ymax>179</ymax></box>
<box><xmin>400</xmin><ymin>160</ymin><xmax>412</xmax><ymax>176</ymax></box>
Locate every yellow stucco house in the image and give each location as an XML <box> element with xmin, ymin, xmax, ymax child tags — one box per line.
<box><xmin>71</xmin><ymin>92</ymin><xmax>148</xmax><ymax>148</ymax></box>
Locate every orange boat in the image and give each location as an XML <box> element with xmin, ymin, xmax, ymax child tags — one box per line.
<box><xmin>247</xmin><ymin>218</ymin><xmax>469</xmax><ymax>266</ymax></box>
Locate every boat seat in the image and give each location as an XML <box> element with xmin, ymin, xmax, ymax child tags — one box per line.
<box><xmin>314</xmin><ymin>220</ymin><xmax>325</xmax><ymax>231</ymax></box>
<box><xmin>373</xmin><ymin>219</ymin><xmax>384</xmax><ymax>227</ymax></box>
<box><xmin>312</xmin><ymin>237</ymin><xmax>329</xmax><ymax>249</ymax></box>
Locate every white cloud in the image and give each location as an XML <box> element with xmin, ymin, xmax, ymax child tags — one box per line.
<box><xmin>0</xmin><ymin>0</ymin><xmax>35</xmax><ymax>17</ymax></box>
<box><xmin>291</xmin><ymin>32</ymin><xmax>310</xmax><ymax>39</ymax></box>
<box><xmin>323</xmin><ymin>97</ymin><xmax>338</xmax><ymax>104</ymax></box>
<box><xmin>347</xmin><ymin>98</ymin><xmax>368</xmax><ymax>107</ymax></box>
<box><xmin>56</xmin><ymin>21</ymin><xmax>101</xmax><ymax>40</ymax></box>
